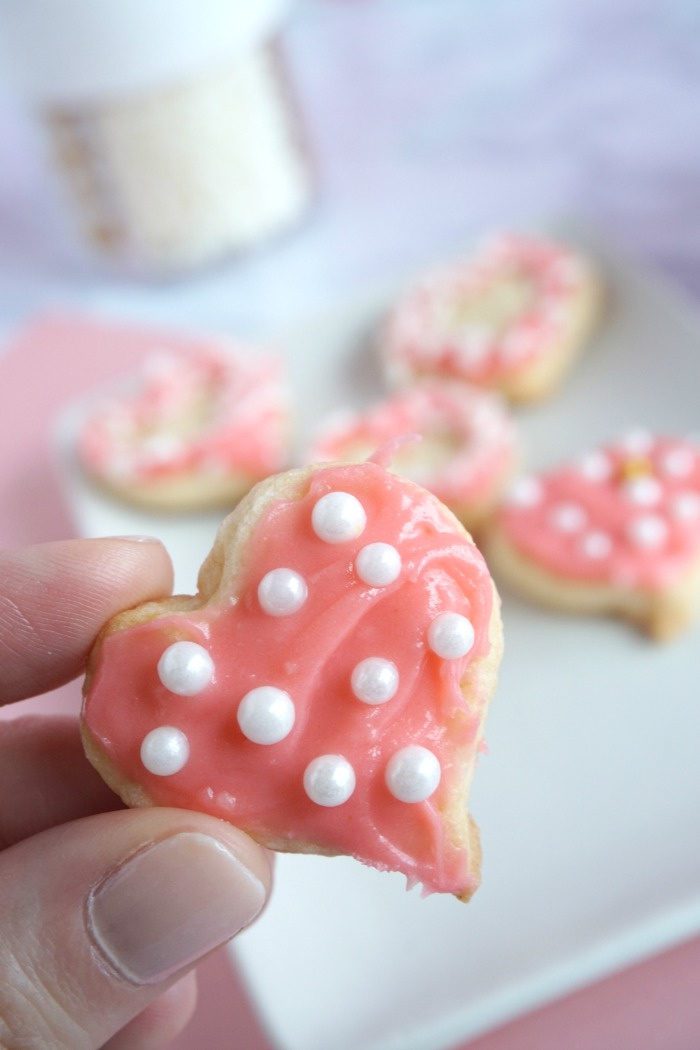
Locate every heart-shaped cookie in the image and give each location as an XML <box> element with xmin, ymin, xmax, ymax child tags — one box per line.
<box><xmin>486</xmin><ymin>431</ymin><xmax>700</xmax><ymax>639</ymax></box>
<box><xmin>78</xmin><ymin>340</ymin><xmax>290</xmax><ymax>511</ymax></box>
<box><xmin>381</xmin><ymin>233</ymin><xmax>601</xmax><ymax>403</ymax></box>
<box><xmin>308</xmin><ymin>380</ymin><xmax>517</xmax><ymax>531</ymax></box>
<box><xmin>82</xmin><ymin>460</ymin><xmax>502</xmax><ymax>898</ymax></box>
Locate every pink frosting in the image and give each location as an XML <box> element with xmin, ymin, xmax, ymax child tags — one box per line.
<box><xmin>78</xmin><ymin>341</ymin><xmax>289</xmax><ymax>483</ymax></box>
<box><xmin>83</xmin><ymin>462</ymin><xmax>497</xmax><ymax>896</ymax></box>
<box><xmin>309</xmin><ymin>381</ymin><xmax>516</xmax><ymax>512</ymax></box>
<box><xmin>383</xmin><ymin>233</ymin><xmax>592</xmax><ymax>386</ymax></box>
<box><xmin>497</xmin><ymin>433</ymin><xmax>700</xmax><ymax>589</ymax></box>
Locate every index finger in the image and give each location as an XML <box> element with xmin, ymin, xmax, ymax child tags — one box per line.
<box><xmin>0</xmin><ymin>538</ymin><xmax>173</xmax><ymax>704</ymax></box>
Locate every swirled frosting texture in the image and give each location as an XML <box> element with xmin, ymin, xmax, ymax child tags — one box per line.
<box><xmin>382</xmin><ymin>233</ymin><xmax>592</xmax><ymax>386</ymax></box>
<box><xmin>83</xmin><ymin>463</ymin><xmax>498</xmax><ymax>896</ymax></box>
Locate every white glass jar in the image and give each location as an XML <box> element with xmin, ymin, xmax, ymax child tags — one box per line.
<box><xmin>0</xmin><ymin>0</ymin><xmax>312</xmax><ymax>275</ymax></box>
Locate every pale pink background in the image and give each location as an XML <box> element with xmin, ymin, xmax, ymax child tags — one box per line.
<box><xmin>2</xmin><ymin>0</ymin><xmax>700</xmax><ymax>1046</ymax></box>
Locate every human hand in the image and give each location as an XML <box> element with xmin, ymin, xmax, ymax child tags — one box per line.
<box><xmin>0</xmin><ymin>538</ymin><xmax>272</xmax><ymax>1049</ymax></box>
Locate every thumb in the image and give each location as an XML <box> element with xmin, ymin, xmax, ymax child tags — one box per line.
<box><xmin>0</xmin><ymin>807</ymin><xmax>270</xmax><ymax>1049</ymax></box>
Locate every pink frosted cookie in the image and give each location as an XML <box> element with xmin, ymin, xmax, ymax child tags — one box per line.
<box><xmin>381</xmin><ymin>233</ymin><xmax>601</xmax><ymax>403</ymax></box>
<box><xmin>82</xmin><ymin>459</ymin><xmax>502</xmax><ymax>899</ymax></box>
<box><xmin>78</xmin><ymin>341</ymin><xmax>290</xmax><ymax>511</ymax></box>
<box><xmin>309</xmin><ymin>381</ymin><xmax>517</xmax><ymax>530</ymax></box>
<box><xmin>486</xmin><ymin>431</ymin><xmax>700</xmax><ymax>639</ymax></box>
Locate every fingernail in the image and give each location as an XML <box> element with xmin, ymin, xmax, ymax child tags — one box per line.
<box><xmin>109</xmin><ymin>535</ymin><xmax>163</xmax><ymax>544</ymax></box>
<box><xmin>87</xmin><ymin>833</ymin><xmax>266</xmax><ymax>985</ymax></box>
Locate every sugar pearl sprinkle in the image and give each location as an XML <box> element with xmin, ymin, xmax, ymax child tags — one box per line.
<box><xmin>258</xmin><ymin>567</ymin><xmax>308</xmax><ymax>616</ymax></box>
<box><xmin>506</xmin><ymin>476</ymin><xmax>543</xmax><ymax>508</ymax></box>
<box><xmin>355</xmin><ymin>542</ymin><xmax>402</xmax><ymax>586</ymax></box>
<box><xmin>627</xmin><ymin>514</ymin><xmax>668</xmax><ymax>550</ymax></box>
<box><xmin>157</xmin><ymin>641</ymin><xmax>214</xmax><ymax>696</ymax></box>
<box><xmin>140</xmin><ymin>726</ymin><xmax>190</xmax><ymax>776</ymax></box>
<box><xmin>351</xmin><ymin>657</ymin><xmax>399</xmax><ymax>705</ymax></box>
<box><xmin>622</xmin><ymin>476</ymin><xmax>662</xmax><ymax>507</ymax></box>
<box><xmin>549</xmin><ymin>502</ymin><xmax>587</xmax><ymax>533</ymax></box>
<box><xmin>304</xmin><ymin>754</ymin><xmax>356</xmax><ymax>807</ymax></box>
<box><xmin>312</xmin><ymin>491</ymin><xmax>367</xmax><ymax>544</ymax></box>
<box><xmin>385</xmin><ymin>745</ymin><xmax>442</xmax><ymax>803</ymax></box>
<box><xmin>237</xmin><ymin>686</ymin><xmax>296</xmax><ymax>745</ymax></box>
<box><xmin>428</xmin><ymin>611</ymin><xmax>475</xmax><ymax>660</ymax></box>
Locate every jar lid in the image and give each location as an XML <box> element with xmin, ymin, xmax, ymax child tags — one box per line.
<box><xmin>0</xmin><ymin>0</ymin><xmax>292</xmax><ymax>105</ymax></box>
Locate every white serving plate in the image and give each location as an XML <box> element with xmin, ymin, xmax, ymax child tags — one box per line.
<box><xmin>56</xmin><ymin>229</ymin><xmax>700</xmax><ymax>1050</ymax></box>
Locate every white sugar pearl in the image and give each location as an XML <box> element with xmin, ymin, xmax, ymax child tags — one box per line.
<box><xmin>303</xmin><ymin>755</ymin><xmax>356</xmax><ymax>807</ymax></box>
<box><xmin>141</xmin><ymin>433</ymin><xmax>184</xmax><ymax>462</ymax></box>
<box><xmin>351</xmin><ymin>657</ymin><xmax>399</xmax><ymax>705</ymax></box>
<box><xmin>672</xmin><ymin>492</ymin><xmax>700</xmax><ymax>521</ymax></box>
<box><xmin>578</xmin><ymin>450</ymin><xmax>612</xmax><ymax>482</ymax></box>
<box><xmin>627</xmin><ymin>514</ymin><xmax>668</xmax><ymax>549</ymax></box>
<box><xmin>237</xmin><ymin>686</ymin><xmax>295</xmax><ymax>745</ymax></box>
<box><xmin>580</xmin><ymin>530</ymin><xmax>613</xmax><ymax>560</ymax></box>
<box><xmin>106</xmin><ymin>452</ymin><xmax>136</xmax><ymax>480</ymax></box>
<box><xmin>506</xmin><ymin>476</ymin><xmax>543</xmax><ymax>508</ymax></box>
<box><xmin>355</xmin><ymin>542</ymin><xmax>402</xmax><ymax>586</ymax></box>
<box><xmin>140</xmin><ymin>727</ymin><xmax>190</xmax><ymax>776</ymax></box>
<box><xmin>258</xmin><ymin>568</ymin><xmax>308</xmax><ymax>616</ymax></box>
<box><xmin>662</xmin><ymin>446</ymin><xmax>695</xmax><ymax>478</ymax></box>
<box><xmin>427</xmin><ymin>612</ymin><xmax>475</xmax><ymax>660</ymax></box>
<box><xmin>622</xmin><ymin>476</ymin><xmax>663</xmax><ymax>506</ymax></box>
<box><xmin>157</xmin><ymin>641</ymin><xmax>214</xmax><ymax>696</ymax></box>
<box><xmin>460</xmin><ymin>327</ymin><xmax>492</xmax><ymax>364</ymax></box>
<box><xmin>549</xmin><ymin>502</ymin><xmax>587</xmax><ymax>533</ymax></box>
<box><xmin>311</xmin><ymin>491</ymin><xmax>367</xmax><ymax>544</ymax></box>
<box><xmin>500</xmin><ymin>328</ymin><xmax>533</xmax><ymax>362</ymax></box>
<box><xmin>385</xmin><ymin>745</ymin><xmax>441</xmax><ymax>803</ymax></box>
<box><xmin>621</xmin><ymin>428</ymin><xmax>653</xmax><ymax>455</ymax></box>
<box><xmin>143</xmin><ymin>349</ymin><xmax>178</xmax><ymax>378</ymax></box>
<box><xmin>542</xmin><ymin>301</ymin><xmax>568</xmax><ymax>327</ymax></box>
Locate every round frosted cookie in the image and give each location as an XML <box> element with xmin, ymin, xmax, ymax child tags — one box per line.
<box><xmin>82</xmin><ymin>459</ymin><xmax>503</xmax><ymax>900</ymax></box>
<box><xmin>486</xmin><ymin>431</ymin><xmax>700</xmax><ymax>639</ymax></box>
<box><xmin>381</xmin><ymin>233</ymin><xmax>601</xmax><ymax>403</ymax></box>
<box><xmin>309</xmin><ymin>381</ymin><xmax>517</xmax><ymax>530</ymax></box>
<box><xmin>77</xmin><ymin>342</ymin><xmax>291</xmax><ymax>511</ymax></box>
